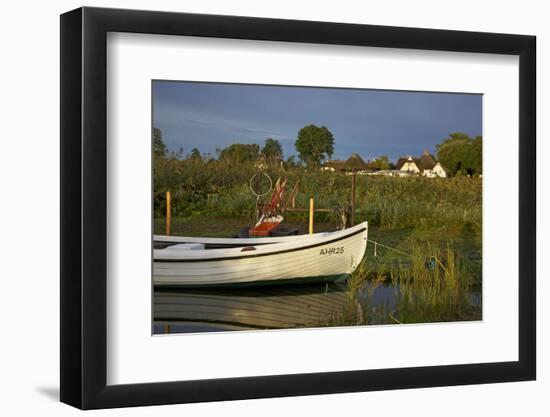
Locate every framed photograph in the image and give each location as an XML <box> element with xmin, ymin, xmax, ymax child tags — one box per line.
<box><xmin>60</xmin><ymin>6</ymin><xmax>536</xmax><ymax>409</ymax></box>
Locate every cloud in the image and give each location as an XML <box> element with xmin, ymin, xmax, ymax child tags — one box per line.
<box><xmin>152</xmin><ymin>81</ymin><xmax>482</xmax><ymax>161</ymax></box>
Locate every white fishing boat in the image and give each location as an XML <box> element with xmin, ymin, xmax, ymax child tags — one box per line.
<box><xmin>153</xmin><ymin>221</ymin><xmax>368</xmax><ymax>287</ymax></box>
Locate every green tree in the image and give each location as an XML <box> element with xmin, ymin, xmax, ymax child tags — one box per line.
<box><xmin>285</xmin><ymin>155</ymin><xmax>300</xmax><ymax>169</ymax></box>
<box><xmin>371</xmin><ymin>155</ymin><xmax>390</xmax><ymax>170</ymax></box>
<box><xmin>153</xmin><ymin>127</ymin><xmax>166</xmax><ymax>158</ymax></box>
<box><xmin>295</xmin><ymin>125</ymin><xmax>335</xmax><ymax>168</ymax></box>
<box><xmin>436</xmin><ymin>132</ymin><xmax>482</xmax><ymax>176</ymax></box>
<box><xmin>261</xmin><ymin>138</ymin><xmax>283</xmax><ymax>162</ymax></box>
<box><xmin>219</xmin><ymin>143</ymin><xmax>260</xmax><ymax>163</ymax></box>
<box><xmin>189</xmin><ymin>147</ymin><xmax>202</xmax><ymax>161</ymax></box>
<box><xmin>471</xmin><ymin>136</ymin><xmax>482</xmax><ymax>174</ymax></box>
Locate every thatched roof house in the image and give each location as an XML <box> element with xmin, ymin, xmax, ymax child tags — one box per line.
<box><xmin>395</xmin><ymin>151</ymin><xmax>449</xmax><ymax>178</ymax></box>
<box><xmin>322</xmin><ymin>153</ymin><xmax>372</xmax><ymax>173</ymax></box>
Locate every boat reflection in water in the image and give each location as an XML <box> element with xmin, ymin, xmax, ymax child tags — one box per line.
<box><xmin>153</xmin><ymin>281</ymin><xmax>397</xmax><ymax>334</ymax></box>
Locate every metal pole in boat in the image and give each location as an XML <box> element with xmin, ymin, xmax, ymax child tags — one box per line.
<box><xmin>309</xmin><ymin>197</ymin><xmax>314</xmax><ymax>234</ymax></box>
<box><xmin>351</xmin><ymin>172</ymin><xmax>356</xmax><ymax>226</ymax></box>
<box><xmin>166</xmin><ymin>191</ymin><xmax>171</xmax><ymax>236</ymax></box>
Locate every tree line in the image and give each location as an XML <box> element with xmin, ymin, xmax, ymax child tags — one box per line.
<box><xmin>154</xmin><ymin>124</ymin><xmax>336</xmax><ymax>169</ymax></box>
<box><xmin>154</xmin><ymin>126</ymin><xmax>482</xmax><ymax>176</ymax></box>
<box><xmin>215</xmin><ymin>124</ymin><xmax>337</xmax><ymax>169</ymax></box>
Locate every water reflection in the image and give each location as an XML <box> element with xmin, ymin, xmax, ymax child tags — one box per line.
<box><xmin>153</xmin><ymin>281</ymin><xmax>402</xmax><ymax>334</ymax></box>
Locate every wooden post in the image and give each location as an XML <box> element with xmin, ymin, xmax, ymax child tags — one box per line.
<box><xmin>309</xmin><ymin>197</ymin><xmax>314</xmax><ymax>234</ymax></box>
<box><xmin>166</xmin><ymin>191</ymin><xmax>171</xmax><ymax>236</ymax></box>
<box><xmin>351</xmin><ymin>172</ymin><xmax>356</xmax><ymax>226</ymax></box>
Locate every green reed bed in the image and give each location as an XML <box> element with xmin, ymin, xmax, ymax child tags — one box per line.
<box><xmin>325</xmin><ymin>243</ymin><xmax>481</xmax><ymax>327</ymax></box>
<box><xmin>154</xmin><ymin>158</ymin><xmax>482</xmax><ymax>235</ymax></box>
<box><xmin>389</xmin><ymin>243</ymin><xmax>480</xmax><ymax>324</ymax></box>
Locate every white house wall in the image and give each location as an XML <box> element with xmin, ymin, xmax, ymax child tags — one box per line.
<box><xmin>432</xmin><ymin>163</ymin><xmax>447</xmax><ymax>178</ymax></box>
<box><xmin>401</xmin><ymin>161</ymin><xmax>420</xmax><ymax>172</ymax></box>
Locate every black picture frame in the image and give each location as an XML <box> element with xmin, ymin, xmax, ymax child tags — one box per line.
<box><xmin>60</xmin><ymin>6</ymin><xmax>536</xmax><ymax>410</ymax></box>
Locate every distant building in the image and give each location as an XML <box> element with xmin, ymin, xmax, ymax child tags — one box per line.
<box><xmin>396</xmin><ymin>156</ymin><xmax>421</xmax><ymax>174</ymax></box>
<box><xmin>366</xmin><ymin>169</ymin><xmax>407</xmax><ymax>177</ymax></box>
<box><xmin>323</xmin><ymin>151</ymin><xmax>449</xmax><ymax>178</ymax></box>
<box><xmin>322</xmin><ymin>153</ymin><xmax>374</xmax><ymax>174</ymax></box>
<box><xmin>395</xmin><ymin>151</ymin><xmax>448</xmax><ymax>178</ymax></box>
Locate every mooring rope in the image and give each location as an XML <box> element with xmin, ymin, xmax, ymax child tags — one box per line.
<box><xmin>366</xmin><ymin>239</ymin><xmax>413</xmax><ymax>258</ymax></box>
<box><xmin>366</xmin><ymin>238</ymin><xmax>449</xmax><ymax>275</ymax></box>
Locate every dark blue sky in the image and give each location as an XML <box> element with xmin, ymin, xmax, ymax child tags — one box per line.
<box><xmin>152</xmin><ymin>81</ymin><xmax>482</xmax><ymax>162</ymax></box>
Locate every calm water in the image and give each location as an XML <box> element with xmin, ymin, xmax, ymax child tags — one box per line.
<box><xmin>153</xmin><ymin>282</ymin><xmax>481</xmax><ymax>334</ymax></box>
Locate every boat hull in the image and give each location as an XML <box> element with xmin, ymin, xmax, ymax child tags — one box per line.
<box><xmin>153</xmin><ymin>222</ymin><xmax>368</xmax><ymax>287</ymax></box>
<box><xmin>154</xmin><ymin>273</ymin><xmax>349</xmax><ymax>289</ymax></box>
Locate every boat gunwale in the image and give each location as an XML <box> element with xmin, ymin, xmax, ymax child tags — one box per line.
<box><xmin>154</xmin><ymin>225</ymin><xmax>367</xmax><ymax>263</ymax></box>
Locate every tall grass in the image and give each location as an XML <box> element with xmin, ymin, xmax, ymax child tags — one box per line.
<box><xmin>154</xmin><ymin>157</ymin><xmax>482</xmax><ymax>234</ymax></box>
<box><xmin>389</xmin><ymin>243</ymin><xmax>478</xmax><ymax>323</ymax></box>
<box><xmin>325</xmin><ymin>243</ymin><xmax>480</xmax><ymax>327</ymax></box>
